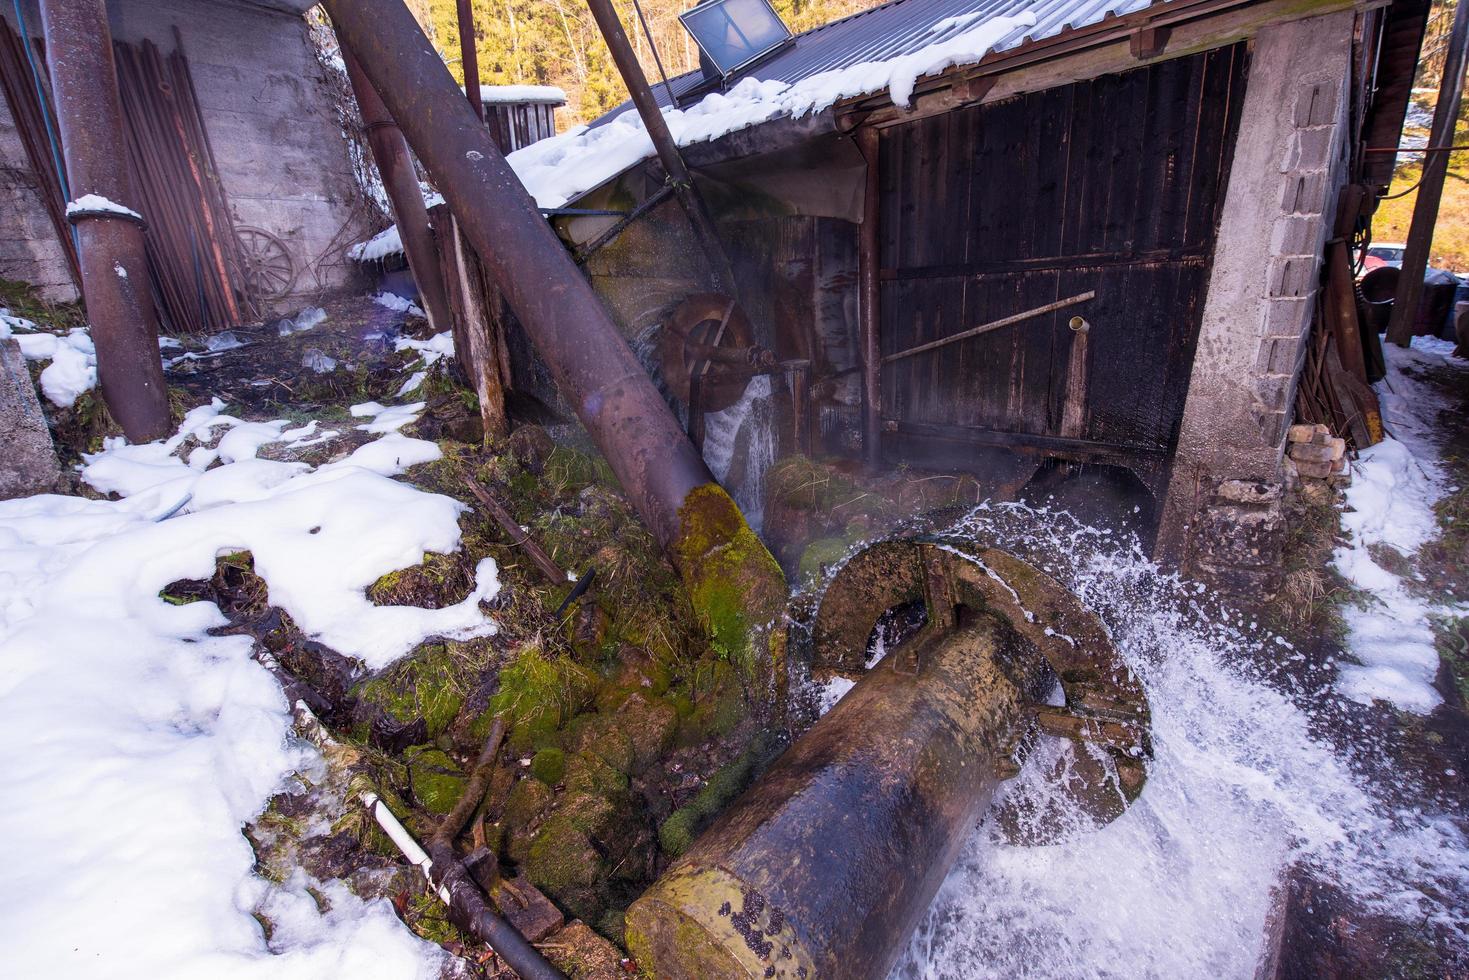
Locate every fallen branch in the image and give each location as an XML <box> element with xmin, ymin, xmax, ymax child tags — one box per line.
<box><xmin>434</xmin><ymin>715</ymin><xmax>507</xmax><ymax>846</ymax></box>
<box><xmin>462</xmin><ymin>476</ymin><xmax>566</xmax><ymax>585</ymax></box>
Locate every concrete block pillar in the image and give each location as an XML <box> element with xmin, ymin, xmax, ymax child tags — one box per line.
<box><xmin>1155</xmin><ymin>9</ymin><xmax>1355</xmax><ymax>590</ymax></box>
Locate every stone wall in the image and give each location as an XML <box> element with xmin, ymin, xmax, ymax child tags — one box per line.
<box><xmin>0</xmin><ymin>0</ymin><xmax>366</xmax><ymax>313</ymax></box>
<box><xmin>1156</xmin><ymin>9</ymin><xmax>1356</xmax><ymax>592</ymax></box>
<box><xmin>0</xmin><ymin>94</ymin><xmax>75</xmax><ymax>302</ymax></box>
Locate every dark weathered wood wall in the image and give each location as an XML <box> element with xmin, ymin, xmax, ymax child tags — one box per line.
<box><xmin>876</xmin><ymin>43</ymin><xmax>1250</xmax><ymax>477</ymax></box>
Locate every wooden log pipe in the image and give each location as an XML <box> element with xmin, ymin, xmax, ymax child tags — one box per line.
<box><xmin>625</xmin><ymin>540</ymin><xmax>1151</xmax><ymax>979</ymax></box>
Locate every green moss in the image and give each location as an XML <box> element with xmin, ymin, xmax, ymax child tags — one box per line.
<box><xmin>354</xmin><ymin>643</ymin><xmax>466</xmax><ymax>739</ymax></box>
<box><xmin>367</xmin><ymin>552</ymin><xmax>473</xmax><ymax>609</ymax></box>
<box><xmin>405</xmin><ymin>746</ymin><xmax>466</xmax><ymax>815</ymax></box>
<box><xmin>671</xmin><ymin>484</ymin><xmax>787</xmax><ymax>693</ymax></box>
<box><xmin>488</xmin><ymin>645</ymin><xmax>599</xmax><ymax>753</ymax></box>
<box><xmin>530</xmin><ymin>747</ymin><xmax>567</xmax><ymax>784</ymax></box>
<box><xmin>658</xmin><ymin>806</ymin><xmax>700</xmax><ymax>856</ymax></box>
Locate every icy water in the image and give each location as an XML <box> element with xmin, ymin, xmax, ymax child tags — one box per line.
<box><xmin>700</xmin><ymin>374</ymin><xmax>778</xmax><ymax>530</ymax></box>
<box><xmin>850</xmin><ymin>503</ymin><xmax>1469</xmax><ymax>979</ymax></box>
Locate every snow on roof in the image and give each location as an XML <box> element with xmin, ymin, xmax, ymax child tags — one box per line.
<box><xmin>350</xmin><ymin>0</ymin><xmax>1157</xmax><ymax>259</ymax></box>
<box><xmin>478</xmin><ymin>84</ymin><xmax>567</xmax><ymax>105</ymax></box>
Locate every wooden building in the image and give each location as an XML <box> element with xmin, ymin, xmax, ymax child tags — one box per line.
<box><xmin>519</xmin><ymin>0</ymin><xmax>1428</xmax><ymax>588</ymax></box>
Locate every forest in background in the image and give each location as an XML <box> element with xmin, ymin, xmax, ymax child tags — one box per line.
<box><xmin>402</xmin><ymin>0</ymin><xmax>879</xmax><ymax>125</ymax></box>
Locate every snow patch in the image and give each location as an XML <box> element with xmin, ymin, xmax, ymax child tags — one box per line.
<box><xmin>0</xmin><ymin>402</ymin><xmax>489</xmax><ymax>976</ymax></box>
<box><xmin>475</xmin><ymin>84</ymin><xmax>567</xmax><ymax>104</ymax></box>
<box><xmin>1332</xmin><ymin>337</ymin><xmax>1466</xmax><ymax>712</ymax></box>
<box><xmin>373</xmin><ymin>292</ymin><xmax>424</xmax><ymax>317</ymax></box>
<box><xmin>13</xmin><ymin>327</ymin><xmax>97</xmax><ymax>407</ymax></box>
<box><xmin>65</xmin><ymin>192</ymin><xmax>143</xmax><ymax>221</ymax></box>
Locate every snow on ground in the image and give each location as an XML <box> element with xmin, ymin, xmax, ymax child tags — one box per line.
<box><xmin>395</xmin><ymin>330</ymin><xmax>454</xmax><ymax>365</ymax></box>
<box><xmin>0</xmin><ymin>395</ymin><xmax>498</xmax><ymax>977</ymax></box>
<box><xmin>8</xmin><ymin>325</ymin><xmax>97</xmax><ymax>407</ymax></box>
<box><xmin>1333</xmin><ymin>335</ymin><xmax>1467</xmax><ymax>712</ymax></box>
<box><xmin>373</xmin><ymin>291</ymin><xmax>424</xmax><ymax>317</ymax></box>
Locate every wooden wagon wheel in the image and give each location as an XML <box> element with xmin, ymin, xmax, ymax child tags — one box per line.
<box><xmin>235</xmin><ymin>226</ymin><xmax>297</xmax><ymax>302</ymax></box>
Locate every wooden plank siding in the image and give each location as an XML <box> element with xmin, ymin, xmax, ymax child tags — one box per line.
<box><xmin>876</xmin><ymin>43</ymin><xmax>1249</xmax><ymax>474</ymax></box>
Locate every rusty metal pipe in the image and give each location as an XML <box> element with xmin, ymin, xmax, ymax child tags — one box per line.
<box><xmin>40</xmin><ymin>0</ymin><xmax>170</xmax><ymax>443</ymax></box>
<box><xmin>582</xmin><ymin>0</ymin><xmax>737</xmax><ymax>295</ymax></box>
<box><xmin>322</xmin><ymin>0</ymin><xmax>716</xmax><ymax>552</ymax></box>
<box><xmin>627</xmin><ymin>539</ymin><xmax>1152</xmax><ymax>978</ymax></box>
<box><xmin>626</xmin><ymin>618</ymin><xmax>1027</xmax><ymax>980</ymax></box>
<box><xmin>340</xmin><ymin>44</ymin><xmax>454</xmax><ymax>338</ymax></box>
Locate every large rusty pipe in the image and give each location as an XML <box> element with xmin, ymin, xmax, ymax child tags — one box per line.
<box><xmin>582</xmin><ymin>0</ymin><xmax>737</xmax><ymax>295</ymax></box>
<box><xmin>321</xmin><ymin>0</ymin><xmax>717</xmax><ymax>552</ymax></box>
<box><xmin>40</xmin><ymin>0</ymin><xmax>170</xmax><ymax>443</ymax></box>
<box><xmin>626</xmin><ymin>617</ymin><xmax>1028</xmax><ymax>979</ymax></box>
<box><xmin>340</xmin><ymin>45</ymin><xmax>454</xmax><ymax>338</ymax></box>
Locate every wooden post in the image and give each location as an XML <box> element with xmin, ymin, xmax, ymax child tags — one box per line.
<box><xmin>858</xmin><ymin>125</ymin><xmax>881</xmax><ymax>471</ymax></box>
<box><xmin>1386</xmin><ymin>0</ymin><xmax>1469</xmax><ymax>347</ymax></box>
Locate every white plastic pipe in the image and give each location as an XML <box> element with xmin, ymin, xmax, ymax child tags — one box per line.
<box><xmin>361</xmin><ymin>791</ymin><xmax>451</xmax><ymax>903</ymax></box>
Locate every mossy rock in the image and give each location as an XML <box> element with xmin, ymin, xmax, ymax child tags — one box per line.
<box><xmin>530</xmin><ymin>747</ymin><xmax>567</xmax><ymax>785</ymax></box>
<box><xmin>615</xmin><ymin>692</ymin><xmax>678</xmax><ymax>774</ymax></box>
<box><xmin>679</xmin><ymin>661</ymin><xmax>746</xmax><ymax>742</ymax></box>
<box><xmin>502</xmin><ymin>775</ymin><xmax>553</xmax><ymax>832</ymax></box>
<box><xmin>670</xmin><ymin>484</ymin><xmax>788</xmax><ymax>696</ymax></box>
<box><xmin>354</xmin><ymin>643</ymin><xmax>465</xmax><ymax>739</ymax></box>
<box><xmin>582</xmin><ymin>727</ymin><xmax>636</xmax><ymax>776</ymax></box>
<box><xmin>563</xmin><ymin>751</ymin><xmax>629</xmax><ymax>797</ymax></box>
<box><xmin>657</xmin><ymin>733</ymin><xmax>770</xmax><ymax>856</ymax></box>
<box><xmin>524</xmin><ymin>818</ymin><xmax>603</xmax><ymax>921</ymax></box>
<box><xmin>405</xmin><ymin>746</ymin><xmax>466</xmax><ymax>815</ymax></box>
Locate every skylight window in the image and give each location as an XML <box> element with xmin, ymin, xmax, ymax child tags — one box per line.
<box><xmin>679</xmin><ymin>0</ymin><xmax>792</xmax><ymax>78</ymax></box>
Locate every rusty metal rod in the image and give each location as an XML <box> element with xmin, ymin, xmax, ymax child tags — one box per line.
<box><xmin>340</xmin><ymin>43</ymin><xmax>454</xmax><ymax>339</ymax></box>
<box><xmin>40</xmin><ymin>0</ymin><xmax>170</xmax><ymax>442</ymax></box>
<box><xmin>883</xmin><ymin>290</ymin><xmax>1097</xmax><ymax>363</ymax></box>
<box><xmin>456</xmin><ymin>0</ymin><xmax>483</xmax><ymax>121</ymax></box>
<box><xmin>582</xmin><ymin>0</ymin><xmax>736</xmax><ymax>295</ymax></box>
<box><xmin>324</xmin><ymin>0</ymin><xmax>717</xmax><ymax>553</ymax></box>
<box><xmin>858</xmin><ymin>125</ymin><xmax>881</xmax><ymax>470</ymax></box>
<box><xmin>1387</xmin><ymin>0</ymin><xmax>1469</xmax><ymax>347</ymax></box>
<box><xmin>463</xmin><ymin>476</ymin><xmax>567</xmax><ymax>585</ymax></box>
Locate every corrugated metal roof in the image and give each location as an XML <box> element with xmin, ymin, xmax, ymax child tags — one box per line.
<box><xmin>596</xmin><ymin>0</ymin><xmax>1157</xmax><ymax>123</ymax></box>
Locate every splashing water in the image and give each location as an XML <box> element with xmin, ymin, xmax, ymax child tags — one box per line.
<box><xmin>701</xmin><ymin>374</ymin><xmax>778</xmax><ymax>530</ymax></box>
<box><xmin>837</xmin><ymin>502</ymin><xmax>1469</xmax><ymax>978</ymax></box>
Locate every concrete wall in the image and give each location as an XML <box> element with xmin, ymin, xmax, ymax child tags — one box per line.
<box><xmin>0</xmin><ymin>0</ymin><xmax>366</xmax><ymax>313</ymax></box>
<box><xmin>1156</xmin><ymin>9</ymin><xmax>1356</xmax><ymax>589</ymax></box>
<box><xmin>0</xmin><ymin>91</ymin><xmax>75</xmax><ymax>301</ymax></box>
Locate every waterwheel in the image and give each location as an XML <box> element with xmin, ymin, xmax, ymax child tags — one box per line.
<box><xmin>235</xmin><ymin>225</ymin><xmax>297</xmax><ymax>302</ymax></box>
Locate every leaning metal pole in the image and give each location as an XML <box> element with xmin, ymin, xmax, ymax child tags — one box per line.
<box><xmin>340</xmin><ymin>45</ymin><xmax>454</xmax><ymax>338</ymax></box>
<box><xmin>582</xmin><ymin>0</ymin><xmax>737</xmax><ymax>295</ymax></box>
<box><xmin>321</xmin><ymin>0</ymin><xmax>786</xmax><ymax>683</ymax></box>
<box><xmin>1387</xmin><ymin>0</ymin><xmax>1469</xmax><ymax>347</ymax></box>
<box><xmin>39</xmin><ymin>0</ymin><xmax>170</xmax><ymax>442</ymax></box>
